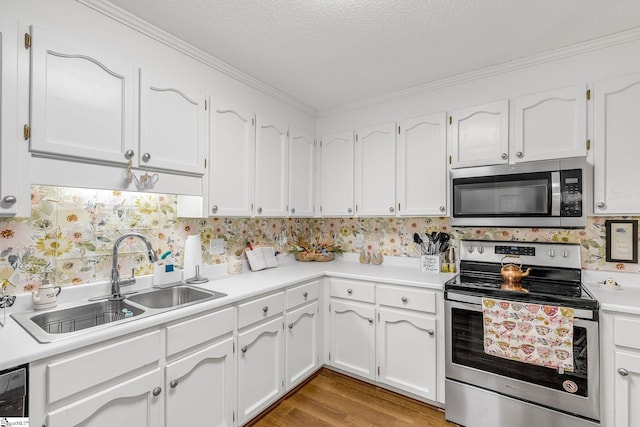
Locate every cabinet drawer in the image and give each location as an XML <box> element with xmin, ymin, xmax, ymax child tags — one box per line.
<box><xmin>377</xmin><ymin>285</ymin><xmax>437</xmax><ymax>313</ymax></box>
<box><xmin>329</xmin><ymin>278</ymin><xmax>375</xmax><ymax>303</ymax></box>
<box><xmin>238</xmin><ymin>292</ymin><xmax>284</xmax><ymax>329</ymax></box>
<box><xmin>166</xmin><ymin>307</ymin><xmax>234</xmax><ymax>357</ymax></box>
<box><xmin>615</xmin><ymin>316</ymin><xmax>640</xmax><ymax>349</ymax></box>
<box><xmin>47</xmin><ymin>330</ymin><xmax>161</xmax><ymax>404</ymax></box>
<box><xmin>286</xmin><ymin>280</ymin><xmax>319</xmax><ymax>309</ymax></box>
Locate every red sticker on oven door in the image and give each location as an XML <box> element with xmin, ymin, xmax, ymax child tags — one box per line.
<box><xmin>563</xmin><ymin>380</ymin><xmax>578</xmax><ymax>393</ymax></box>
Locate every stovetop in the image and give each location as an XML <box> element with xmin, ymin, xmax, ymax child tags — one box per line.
<box><xmin>446</xmin><ymin>241</ymin><xmax>599</xmax><ymax>311</ymax></box>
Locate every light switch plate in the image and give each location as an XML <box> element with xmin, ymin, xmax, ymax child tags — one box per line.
<box><xmin>210</xmin><ymin>238</ymin><xmax>225</xmax><ymax>255</ymax></box>
<box><xmin>355</xmin><ymin>234</ymin><xmax>364</xmax><ymax>249</ymax></box>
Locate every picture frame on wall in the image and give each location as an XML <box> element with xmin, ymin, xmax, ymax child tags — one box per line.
<box><xmin>605</xmin><ymin>220</ymin><xmax>638</xmax><ymax>263</ymax></box>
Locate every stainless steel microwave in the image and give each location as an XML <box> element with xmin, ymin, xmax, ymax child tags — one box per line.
<box><xmin>450</xmin><ymin>157</ymin><xmax>589</xmax><ymax>228</ymax></box>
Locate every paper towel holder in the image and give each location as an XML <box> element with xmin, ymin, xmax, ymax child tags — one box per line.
<box><xmin>185</xmin><ymin>265</ymin><xmax>208</xmax><ymax>284</ymax></box>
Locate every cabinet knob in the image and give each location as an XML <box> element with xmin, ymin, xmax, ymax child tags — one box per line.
<box><xmin>212</xmin><ymin>205</ymin><xmax>219</xmax><ymax>213</ymax></box>
<box><xmin>368</xmin><ymin>318</ymin><xmax>374</xmax><ymax>324</ymax></box>
<box><xmin>169</xmin><ymin>380</ymin><xmax>179</xmax><ymax>389</ymax></box>
<box><xmin>291</xmin><ymin>207</ymin><xmax>296</xmax><ymax>214</ymax></box>
<box><xmin>288</xmin><ymin>323</ymin><xmax>293</xmax><ymax>330</ymax></box>
<box><xmin>152</xmin><ymin>387</ymin><xmax>162</xmax><ymax>397</ymax></box>
<box><xmin>516</xmin><ymin>151</ymin><xmax>524</xmax><ymax>158</ymax></box>
<box><xmin>241</xmin><ymin>345</ymin><xmax>247</xmax><ymax>354</ymax></box>
<box><xmin>2</xmin><ymin>196</ymin><xmax>17</xmax><ymax>205</ymax></box>
<box><xmin>257</xmin><ymin>207</ymin><xmax>263</xmax><ymax>214</ymax></box>
<box><xmin>262</xmin><ymin>306</ymin><xmax>269</xmax><ymax>313</ymax></box>
<box><xmin>347</xmin><ymin>208</ymin><xmax>353</xmax><ymax>214</ymax></box>
<box><xmin>501</xmin><ymin>153</ymin><xmax>508</xmax><ymax>160</ymax></box>
<box><xmin>597</xmin><ymin>202</ymin><xmax>606</xmax><ymax>208</ymax></box>
<box><xmin>124</xmin><ymin>149</ymin><xmax>135</xmax><ymax>160</ymax></box>
<box><xmin>142</xmin><ymin>152</ymin><xmax>151</xmax><ymax>162</ymax></box>
<box><xmin>389</xmin><ymin>206</ymin><xmax>394</xmax><ymax>213</ymax></box>
<box><xmin>439</xmin><ymin>205</ymin><xmax>445</xmax><ymax>212</ymax></box>
<box><xmin>401</xmin><ymin>296</ymin><xmax>408</xmax><ymax>303</ymax></box>
<box><xmin>618</xmin><ymin>368</ymin><xmax>629</xmax><ymax>376</ymax></box>
<box><xmin>303</xmin><ymin>291</ymin><xmax>308</xmax><ymax>298</ymax></box>
<box><xmin>347</xmin><ymin>289</ymin><xmax>353</xmax><ymax>295</ymax></box>
<box><xmin>427</xmin><ymin>329</ymin><xmax>435</xmax><ymax>336</ymax></box>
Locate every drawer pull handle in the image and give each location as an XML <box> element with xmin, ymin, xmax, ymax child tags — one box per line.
<box><xmin>368</xmin><ymin>318</ymin><xmax>374</xmax><ymax>324</ymax></box>
<box><xmin>303</xmin><ymin>291</ymin><xmax>308</xmax><ymax>298</ymax></box>
<box><xmin>152</xmin><ymin>387</ymin><xmax>162</xmax><ymax>397</ymax></box>
<box><xmin>618</xmin><ymin>368</ymin><xmax>629</xmax><ymax>377</ymax></box>
<box><xmin>427</xmin><ymin>329</ymin><xmax>435</xmax><ymax>336</ymax></box>
<box><xmin>170</xmin><ymin>380</ymin><xmax>179</xmax><ymax>388</ymax></box>
<box><xmin>288</xmin><ymin>323</ymin><xmax>294</xmax><ymax>330</ymax></box>
<box><xmin>262</xmin><ymin>306</ymin><xmax>269</xmax><ymax>313</ymax></box>
<box><xmin>241</xmin><ymin>346</ymin><xmax>247</xmax><ymax>354</ymax></box>
<box><xmin>347</xmin><ymin>289</ymin><xmax>353</xmax><ymax>295</ymax></box>
<box><xmin>401</xmin><ymin>297</ymin><xmax>408</xmax><ymax>303</ymax></box>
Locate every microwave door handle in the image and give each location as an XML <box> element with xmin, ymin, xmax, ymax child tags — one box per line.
<box><xmin>551</xmin><ymin>171</ymin><xmax>561</xmax><ymax>216</ymax></box>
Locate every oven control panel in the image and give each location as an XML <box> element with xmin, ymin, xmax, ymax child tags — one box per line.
<box><xmin>460</xmin><ymin>240</ymin><xmax>581</xmax><ymax>269</ymax></box>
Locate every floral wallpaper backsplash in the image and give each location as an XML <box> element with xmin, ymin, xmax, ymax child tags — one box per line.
<box><xmin>0</xmin><ymin>185</ymin><xmax>637</xmax><ymax>295</ymax></box>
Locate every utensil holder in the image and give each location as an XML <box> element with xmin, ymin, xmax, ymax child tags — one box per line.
<box><xmin>421</xmin><ymin>254</ymin><xmax>443</xmax><ymax>272</ymax></box>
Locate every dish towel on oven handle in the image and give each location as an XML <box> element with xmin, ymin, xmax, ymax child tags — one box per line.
<box><xmin>482</xmin><ymin>297</ymin><xmax>574</xmax><ymax>371</ymax></box>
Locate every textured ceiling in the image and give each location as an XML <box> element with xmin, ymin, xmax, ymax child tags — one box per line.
<box><xmin>104</xmin><ymin>0</ymin><xmax>640</xmax><ymax>112</ymax></box>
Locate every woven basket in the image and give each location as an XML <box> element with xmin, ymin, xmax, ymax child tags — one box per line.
<box><xmin>294</xmin><ymin>252</ymin><xmax>335</xmax><ymax>262</ymax></box>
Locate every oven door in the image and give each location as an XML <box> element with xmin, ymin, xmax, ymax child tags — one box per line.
<box><xmin>445</xmin><ymin>297</ymin><xmax>599</xmax><ymax>422</ymax></box>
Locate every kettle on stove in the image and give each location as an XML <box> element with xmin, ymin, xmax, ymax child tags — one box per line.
<box><xmin>500</xmin><ymin>255</ymin><xmax>531</xmax><ymax>291</ymax></box>
<box><xmin>33</xmin><ymin>272</ymin><xmax>61</xmax><ymax>310</ymax></box>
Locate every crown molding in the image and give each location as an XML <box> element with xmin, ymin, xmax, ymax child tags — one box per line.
<box><xmin>319</xmin><ymin>26</ymin><xmax>640</xmax><ymax>118</ymax></box>
<box><xmin>76</xmin><ymin>0</ymin><xmax>318</xmax><ymax>117</ymax></box>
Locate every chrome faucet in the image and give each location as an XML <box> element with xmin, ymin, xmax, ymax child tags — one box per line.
<box><xmin>110</xmin><ymin>232</ymin><xmax>158</xmax><ymax>301</ymax></box>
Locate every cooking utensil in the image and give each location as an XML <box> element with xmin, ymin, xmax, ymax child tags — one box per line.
<box><xmin>500</xmin><ymin>255</ymin><xmax>531</xmax><ymax>291</ymax></box>
<box><xmin>439</xmin><ymin>233</ymin><xmax>450</xmax><ymax>252</ymax></box>
<box><xmin>413</xmin><ymin>233</ymin><xmax>427</xmax><ymax>255</ymax></box>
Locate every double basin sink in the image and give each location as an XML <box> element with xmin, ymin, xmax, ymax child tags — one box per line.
<box><xmin>12</xmin><ymin>284</ymin><xmax>227</xmax><ymax>343</ymax></box>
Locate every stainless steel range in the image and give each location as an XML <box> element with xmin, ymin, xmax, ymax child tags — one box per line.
<box><xmin>445</xmin><ymin>240</ymin><xmax>599</xmax><ymax>427</ymax></box>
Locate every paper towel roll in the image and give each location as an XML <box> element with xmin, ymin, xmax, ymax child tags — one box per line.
<box><xmin>183</xmin><ymin>234</ymin><xmax>202</xmax><ymax>279</ymax></box>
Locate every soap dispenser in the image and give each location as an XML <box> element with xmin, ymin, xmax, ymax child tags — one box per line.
<box><xmin>32</xmin><ymin>272</ymin><xmax>61</xmax><ymax>310</ymax></box>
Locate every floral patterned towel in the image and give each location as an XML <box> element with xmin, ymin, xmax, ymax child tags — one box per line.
<box><xmin>482</xmin><ymin>297</ymin><xmax>574</xmax><ymax>371</ymax></box>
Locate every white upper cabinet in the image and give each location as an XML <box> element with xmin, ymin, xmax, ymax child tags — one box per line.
<box><xmin>209</xmin><ymin>103</ymin><xmax>255</xmax><ymax>217</ymax></box>
<box><xmin>139</xmin><ymin>69</ymin><xmax>207</xmax><ymax>175</ymax></box>
<box><xmin>320</xmin><ymin>130</ymin><xmax>355</xmax><ymax>216</ymax></box>
<box><xmin>29</xmin><ymin>25</ymin><xmax>136</xmax><ymax>165</ymax></box>
<box><xmin>255</xmin><ymin>115</ymin><xmax>289</xmax><ymax>217</ymax></box>
<box><xmin>397</xmin><ymin>114</ymin><xmax>447</xmax><ymax>216</ymax></box>
<box><xmin>288</xmin><ymin>128</ymin><xmax>315</xmax><ymax>217</ymax></box>
<box><xmin>593</xmin><ymin>73</ymin><xmax>640</xmax><ymax>214</ymax></box>
<box><xmin>355</xmin><ymin>122</ymin><xmax>396</xmax><ymax>216</ymax></box>
<box><xmin>0</xmin><ymin>15</ymin><xmax>30</xmax><ymax>217</ymax></box>
<box><xmin>449</xmin><ymin>100</ymin><xmax>509</xmax><ymax>168</ymax></box>
<box><xmin>514</xmin><ymin>85</ymin><xmax>587</xmax><ymax>162</ymax></box>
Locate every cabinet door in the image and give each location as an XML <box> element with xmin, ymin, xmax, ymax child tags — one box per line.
<box><xmin>166</xmin><ymin>337</ymin><xmax>235</xmax><ymax>427</ymax></box>
<box><xmin>285</xmin><ymin>301</ymin><xmax>319</xmax><ymax>389</ymax></box>
<box><xmin>30</xmin><ymin>25</ymin><xmax>135</xmax><ymax>165</ymax></box>
<box><xmin>594</xmin><ymin>74</ymin><xmax>640</xmax><ymax>214</ymax></box>
<box><xmin>289</xmin><ymin>128</ymin><xmax>315</xmax><ymax>217</ymax></box>
<box><xmin>46</xmin><ymin>368</ymin><xmax>163</xmax><ymax>427</ymax></box>
<box><xmin>397</xmin><ymin>114</ymin><xmax>447</xmax><ymax>216</ymax></box>
<box><xmin>614</xmin><ymin>350</ymin><xmax>640</xmax><ymax>427</ymax></box>
<box><xmin>377</xmin><ymin>307</ymin><xmax>437</xmax><ymax>400</ymax></box>
<box><xmin>329</xmin><ymin>299</ymin><xmax>375</xmax><ymax>379</ymax></box>
<box><xmin>210</xmin><ymin>103</ymin><xmax>255</xmax><ymax>217</ymax></box>
<box><xmin>514</xmin><ymin>85</ymin><xmax>587</xmax><ymax>162</ymax></box>
<box><xmin>355</xmin><ymin>122</ymin><xmax>396</xmax><ymax>216</ymax></box>
<box><xmin>450</xmin><ymin>100</ymin><xmax>509</xmax><ymax>168</ymax></box>
<box><xmin>139</xmin><ymin>69</ymin><xmax>207</xmax><ymax>175</ymax></box>
<box><xmin>255</xmin><ymin>116</ymin><xmax>289</xmax><ymax>217</ymax></box>
<box><xmin>320</xmin><ymin>131</ymin><xmax>354</xmax><ymax>216</ymax></box>
<box><xmin>237</xmin><ymin>316</ymin><xmax>285</xmax><ymax>425</ymax></box>
<box><xmin>0</xmin><ymin>15</ymin><xmax>30</xmax><ymax>217</ymax></box>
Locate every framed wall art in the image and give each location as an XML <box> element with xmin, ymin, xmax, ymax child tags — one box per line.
<box><xmin>605</xmin><ymin>220</ymin><xmax>638</xmax><ymax>263</ymax></box>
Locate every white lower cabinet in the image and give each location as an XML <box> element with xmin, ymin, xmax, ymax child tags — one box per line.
<box><xmin>286</xmin><ymin>301</ymin><xmax>320</xmax><ymax>389</ymax></box>
<box><xmin>377</xmin><ymin>307</ymin><xmax>437</xmax><ymax>400</ymax></box>
<box><xmin>614</xmin><ymin>350</ymin><xmax>640</xmax><ymax>427</ymax></box>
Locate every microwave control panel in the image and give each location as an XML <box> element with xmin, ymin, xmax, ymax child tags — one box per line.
<box><xmin>560</xmin><ymin>169</ymin><xmax>583</xmax><ymax>217</ymax></box>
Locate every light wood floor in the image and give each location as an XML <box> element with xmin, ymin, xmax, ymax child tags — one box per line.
<box><xmin>249</xmin><ymin>369</ymin><xmax>457</xmax><ymax>427</ymax></box>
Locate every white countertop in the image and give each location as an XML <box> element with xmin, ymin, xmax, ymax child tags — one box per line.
<box><xmin>0</xmin><ymin>254</ymin><xmax>455</xmax><ymax>371</ymax></box>
<box><xmin>583</xmin><ymin>270</ymin><xmax>640</xmax><ymax>316</ymax></box>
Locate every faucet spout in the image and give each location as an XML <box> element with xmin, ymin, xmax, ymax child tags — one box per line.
<box><xmin>110</xmin><ymin>232</ymin><xmax>158</xmax><ymax>301</ymax></box>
